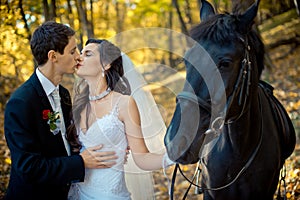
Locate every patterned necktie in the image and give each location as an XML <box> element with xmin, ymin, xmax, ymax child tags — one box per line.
<box><xmin>51</xmin><ymin>88</ymin><xmax>71</xmax><ymax>156</ymax></box>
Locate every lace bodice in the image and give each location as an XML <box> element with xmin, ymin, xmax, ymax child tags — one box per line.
<box><xmin>70</xmin><ymin>101</ymin><xmax>131</xmax><ymax>200</ymax></box>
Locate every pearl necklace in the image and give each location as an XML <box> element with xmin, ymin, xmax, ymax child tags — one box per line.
<box><xmin>89</xmin><ymin>87</ymin><xmax>111</xmax><ymax>101</ymax></box>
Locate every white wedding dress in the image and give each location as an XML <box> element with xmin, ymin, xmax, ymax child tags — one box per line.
<box><xmin>69</xmin><ymin>99</ymin><xmax>132</xmax><ymax>200</ymax></box>
<box><xmin>68</xmin><ymin>53</ymin><xmax>168</xmax><ymax>200</ymax></box>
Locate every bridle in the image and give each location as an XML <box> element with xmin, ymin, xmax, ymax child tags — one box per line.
<box><xmin>177</xmin><ymin>36</ymin><xmax>252</xmax><ymax>131</ymax></box>
<box><xmin>171</xmin><ymin>36</ymin><xmax>263</xmax><ymax>199</ymax></box>
<box><xmin>170</xmin><ymin>36</ymin><xmax>264</xmax><ymax>199</ymax></box>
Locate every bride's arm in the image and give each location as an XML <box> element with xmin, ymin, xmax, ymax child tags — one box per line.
<box><xmin>120</xmin><ymin>95</ymin><xmax>171</xmax><ymax>171</ymax></box>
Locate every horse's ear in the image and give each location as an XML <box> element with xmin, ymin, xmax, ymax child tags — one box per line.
<box><xmin>238</xmin><ymin>0</ymin><xmax>260</xmax><ymax>33</ymax></box>
<box><xmin>200</xmin><ymin>0</ymin><xmax>215</xmax><ymax>21</ymax></box>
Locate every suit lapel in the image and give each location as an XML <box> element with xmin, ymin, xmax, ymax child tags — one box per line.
<box><xmin>29</xmin><ymin>72</ymin><xmax>53</xmax><ymax>111</ymax></box>
<box><xmin>30</xmin><ymin>72</ymin><xmax>72</xmax><ymax>128</ymax></box>
<box><xmin>27</xmin><ymin>72</ymin><xmax>69</xmax><ymax>156</ymax></box>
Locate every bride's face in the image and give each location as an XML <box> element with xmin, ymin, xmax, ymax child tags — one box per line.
<box><xmin>76</xmin><ymin>43</ymin><xmax>104</xmax><ymax>79</ymax></box>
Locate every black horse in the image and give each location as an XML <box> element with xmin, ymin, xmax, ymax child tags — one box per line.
<box><xmin>164</xmin><ymin>0</ymin><xmax>296</xmax><ymax>199</ymax></box>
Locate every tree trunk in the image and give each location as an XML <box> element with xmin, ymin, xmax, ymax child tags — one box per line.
<box><xmin>18</xmin><ymin>0</ymin><xmax>31</xmax><ymax>40</ymax></box>
<box><xmin>294</xmin><ymin>0</ymin><xmax>300</xmax><ymax>16</ymax></box>
<box><xmin>89</xmin><ymin>0</ymin><xmax>94</xmax><ymax>34</ymax></box>
<box><xmin>115</xmin><ymin>2</ymin><xmax>126</xmax><ymax>33</ymax></box>
<box><xmin>75</xmin><ymin>0</ymin><xmax>84</xmax><ymax>50</ymax></box>
<box><xmin>184</xmin><ymin>0</ymin><xmax>193</xmax><ymax>24</ymax></box>
<box><xmin>76</xmin><ymin>0</ymin><xmax>94</xmax><ymax>39</ymax></box>
<box><xmin>42</xmin><ymin>0</ymin><xmax>56</xmax><ymax>21</ymax></box>
<box><xmin>50</xmin><ymin>0</ymin><xmax>56</xmax><ymax>20</ymax></box>
<box><xmin>172</xmin><ymin>0</ymin><xmax>189</xmax><ymax>36</ymax></box>
<box><xmin>212</xmin><ymin>0</ymin><xmax>219</xmax><ymax>11</ymax></box>
<box><xmin>81</xmin><ymin>0</ymin><xmax>94</xmax><ymax>38</ymax></box>
<box><xmin>43</xmin><ymin>0</ymin><xmax>50</xmax><ymax>21</ymax></box>
<box><xmin>105</xmin><ymin>1</ymin><xmax>110</xmax><ymax>31</ymax></box>
<box><xmin>232</xmin><ymin>0</ymin><xmax>255</xmax><ymax>14</ymax></box>
<box><xmin>66</xmin><ymin>0</ymin><xmax>74</xmax><ymax>28</ymax></box>
<box><xmin>169</xmin><ymin>3</ymin><xmax>175</xmax><ymax>68</ymax></box>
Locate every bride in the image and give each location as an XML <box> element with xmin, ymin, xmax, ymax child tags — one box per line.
<box><xmin>67</xmin><ymin>39</ymin><xmax>173</xmax><ymax>199</ymax></box>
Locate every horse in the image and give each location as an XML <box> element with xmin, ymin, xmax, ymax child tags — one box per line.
<box><xmin>164</xmin><ymin>0</ymin><xmax>296</xmax><ymax>199</ymax></box>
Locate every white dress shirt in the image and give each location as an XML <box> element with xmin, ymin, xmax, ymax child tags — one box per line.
<box><xmin>36</xmin><ymin>68</ymin><xmax>71</xmax><ymax>155</ymax></box>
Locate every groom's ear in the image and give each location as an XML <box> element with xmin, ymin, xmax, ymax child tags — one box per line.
<box><xmin>48</xmin><ymin>50</ymin><xmax>57</xmax><ymax>62</ymax></box>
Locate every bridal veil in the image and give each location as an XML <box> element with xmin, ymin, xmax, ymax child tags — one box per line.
<box><xmin>121</xmin><ymin>53</ymin><xmax>167</xmax><ymax>200</ymax></box>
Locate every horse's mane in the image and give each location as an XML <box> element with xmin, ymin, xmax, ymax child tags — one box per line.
<box><xmin>189</xmin><ymin>14</ymin><xmax>265</xmax><ymax>77</ymax></box>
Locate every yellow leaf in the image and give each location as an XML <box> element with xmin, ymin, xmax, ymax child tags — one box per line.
<box><xmin>182</xmin><ymin>165</ymin><xmax>189</xmax><ymax>172</ymax></box>
<box><xmin>5</xmin><ymin>158</ymin><xmax>11</xmax><ymax>165</ymax></box>
<box><xmin>288</xmin><ymin>91</ymin><xmax>298</xmax><ymax>98</ymax></box>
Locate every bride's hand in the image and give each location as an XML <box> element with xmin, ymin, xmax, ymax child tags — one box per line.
<box><xmin>80</xmin><ymin>145</ymin><xmax>118</xmax><ymax>169</ymax></box>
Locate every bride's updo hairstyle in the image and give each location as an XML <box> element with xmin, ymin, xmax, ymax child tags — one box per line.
<box><xmin>67</xmin><ymin>39</ymin><xmax>131</xmax><ymax>152</ymax></box>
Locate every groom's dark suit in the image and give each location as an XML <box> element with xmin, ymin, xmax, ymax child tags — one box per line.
<box><xmin>4</xmin><ymin>72</ymin><xmax>85</xmax><ymax>200</ymax></box>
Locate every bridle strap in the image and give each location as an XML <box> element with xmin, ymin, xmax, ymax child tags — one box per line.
<box><xmin>173</xmin><ymin>90</ymin><xmax>263</xmax><ymax>194</ymax></box>
<box><xmin>170</xmin><ymin>163</ymin><xmax>200</xmax><ymax>200</ymax></box>
<box><xmin>170</xmin><ymin>164</ymin><xmax>178</xmax><ymax>200</ymax></box>
<box><xmin>225</xmin><ymin>36</ymin><xmax>252</xmax><ymax>123</ymax></box>
<box><xmin>176</xmin><ymin>36</ymin><xmax>252</xmax><ymax>132</ymax></box>
<box><xmin>177</xmin><ymin>91</ymin><xmax>211</xmax><ymax>113</ymax></box>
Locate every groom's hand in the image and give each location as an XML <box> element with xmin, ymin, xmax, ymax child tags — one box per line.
<box><xmin>124</xmin><ymin>146</ymin><xmax>130</xmax><ymax>164</ymax></box>
<box><xmin>80</xmin><ymin>145</ymin><xmax>118</xmax><ymax>169</ymax></box>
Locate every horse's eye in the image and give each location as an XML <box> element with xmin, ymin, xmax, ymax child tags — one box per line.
<box><xmin>219</xmin><ymin>60</ymin><xmax>231</xmax><ymax>69</ymax></box>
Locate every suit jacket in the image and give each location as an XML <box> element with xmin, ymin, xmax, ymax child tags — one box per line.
<box><xmin>4</xmin><ymin>72</ymin><xmax>85</xmax><ymax>200</ymax></box>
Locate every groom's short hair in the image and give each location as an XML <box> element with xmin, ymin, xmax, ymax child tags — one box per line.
<box><xmin>30</xmin><ymin>21</ymin><xmax>75</xmax><ymax>66</ymax></box>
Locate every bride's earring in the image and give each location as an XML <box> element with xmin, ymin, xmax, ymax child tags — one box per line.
<box><xmin>102</xmin><ymin>68</ymin><xmax>105</xmax><ymax>77</ymax></box>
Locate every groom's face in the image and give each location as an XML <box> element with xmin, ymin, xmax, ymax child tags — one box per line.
<box><xmin>55</xmin><ymin>36</ymin><xmax>80</xmax><ymax>75</ymax></box>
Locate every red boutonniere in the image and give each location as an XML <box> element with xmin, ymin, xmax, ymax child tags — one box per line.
<box><xmin>42</xmin><ymin>109</ymin><xmax>61</xmax><ymax>135</ymax></box>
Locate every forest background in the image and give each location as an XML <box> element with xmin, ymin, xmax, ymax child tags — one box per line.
<box><xmin>0</xmin><ymin>0</ymin><xmax>299</xmax><ymax>199</ymax></box>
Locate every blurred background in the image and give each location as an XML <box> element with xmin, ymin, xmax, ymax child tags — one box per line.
<box><xmin>0</xmin><ymin>0</ymin><xmax>299</xmax><ymax>199</ymax></box>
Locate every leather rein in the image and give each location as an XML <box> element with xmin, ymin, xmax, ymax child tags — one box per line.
<box><xmin>170</xmin><ymin>36</ymin><xmax>264</xmax><ymax>199</ymax></box>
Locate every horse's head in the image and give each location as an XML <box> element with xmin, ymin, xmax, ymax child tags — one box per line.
<box><xmin>165</xmin><ymin>0</ymin><xmax>264</xmax><ymax>164</ymax></box>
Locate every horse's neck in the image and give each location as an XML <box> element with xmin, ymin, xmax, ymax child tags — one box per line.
<box><xmin>226</xmin><ymin>86</ymin><xmax>261</xmax><ymax>156</ymax></box>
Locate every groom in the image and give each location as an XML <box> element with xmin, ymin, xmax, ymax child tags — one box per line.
<box><xmin>4</xmin><ymin>21</ymin><xmax>117</xmax><ymax>200</ymax></box>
